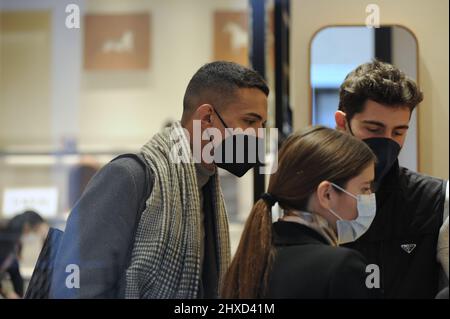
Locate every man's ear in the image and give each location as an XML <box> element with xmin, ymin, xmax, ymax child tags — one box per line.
<box><xmin>316</xmin><ymin>181</ymin><xmax>333</xmax><ymax>210</ymax></box>
<box><xmin>196</xmin><ymin>104</ymin><xmax>214</xmax><ymax>128</ymax></box>
<box><xmin>335</xmin><ymin>111</ymin><xmax>347</xmax><ymax>131</ymax></box>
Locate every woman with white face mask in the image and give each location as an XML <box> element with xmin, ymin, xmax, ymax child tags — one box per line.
<box><xmin>221</xmin><ymin>126</ymin><xmax>378</xmax><ymax>299</ymax></box>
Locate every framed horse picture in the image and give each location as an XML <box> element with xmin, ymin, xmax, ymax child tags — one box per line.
<box><xmin>84</xmin><ymin>13</ymin><xmax>150</xmax><ymax>70</ymax></box>
<box><xmin>214</xmin><ymin>11</ymin><xmax>249</xmax><ymax>66</ymax></box>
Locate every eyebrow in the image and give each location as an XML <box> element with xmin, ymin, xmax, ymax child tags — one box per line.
<box><xmin>361</xmin><ymin>181</ymin><xmax>375</xmax><ymax>190</ymax></box>
<box><xmin>362</xmin><ymin>120</ymin><xmax>409</xmax><ymax>130</ymax></box>
<box><xmin>244</xmin><ymin>112</ymin><xmax>267</xmax><ymax>127</ymax></box>
<box><xmin>244</xmin><ymin>112</ymin><xmax>263</xmax><ymax>121</ymax></box>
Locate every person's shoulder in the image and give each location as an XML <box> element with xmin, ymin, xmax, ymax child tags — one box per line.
<box><xmin>271</xmin><ymin>244</ymin><xmax>371</xmax><ymax>298</ymax></box>
<box><xmin>328</xmin><ymin>247</ymin><xmax>376</xmax><ymax>298</ymax></box>
<box><xmin>102</xmin><ymin>155</ymin><xmax>154</xmax><ymax>183</ymax></box>
<box><xmin>110</xmin><ymin>154</ymin><xmax>150</xmax><ymax>172</ymax></box>
<box><xmin>303</xmin><ymin>244</ymin><xmax>367</xmax><ymax>269</ymax></box>
<box><xmin>400</xmin><ymin>166</ymin><xmax>445</xmax><ymax>187</ymax></box>
<box><xmin>330</xmin><ymin>246</ymin><xmax>367</xmax><ymax>268</ymax></box>
<box><xmin>277</xmin><ymin>243</ymin><xmax>367</xmax><ymax>270</ymax></box>
<box><xmin>399</xmin><ymin>167</ymin><xmax>446</xmax><ymax>205</ymax></box>
<box><xmin>83</xmin><ymin>155</ymin><xmax>154</xmax><ymax>201</ymax></box>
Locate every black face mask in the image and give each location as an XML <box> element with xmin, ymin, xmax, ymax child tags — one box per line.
<box><xmin>363</xmin><ymin>137</ymin><xmax>401</xmax><ymax>189</ymax></box>
<box><xmin>211</xmin><ymin>109</ymin><xmax>265</xmax><ymax>177</ymax></box>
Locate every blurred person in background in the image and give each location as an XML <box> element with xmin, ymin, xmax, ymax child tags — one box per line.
<box><xmin>67</xmin><ymin>157</ymin><xmax>100</xmax><ymax>213</ymax></box>
<box><xmin>0</xmin><ymin>210</ymin><xmax>48</xmax><ymax>298</ymax></box>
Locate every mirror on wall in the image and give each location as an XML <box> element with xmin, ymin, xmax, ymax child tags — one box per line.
<box><xmin>310</xmin><ymin>25</ymin><xmax>419</xmax><ymax>171</ymax></box>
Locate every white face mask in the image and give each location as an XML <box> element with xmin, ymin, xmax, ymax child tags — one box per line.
<box><xmin>328</xmin><ymin>183</ymin><xmax>376</xmax><ymax>245</ymax></box>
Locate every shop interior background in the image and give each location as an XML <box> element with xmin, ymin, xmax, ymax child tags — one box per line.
<box><xmin>0</xmin><ymin>0</ymin><xmax>448</xmax><ymax>295</ymax></box>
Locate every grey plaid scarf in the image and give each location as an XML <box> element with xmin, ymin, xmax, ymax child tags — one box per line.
<box><xmin>125</xmin><ymin>121</ymin><xmax>230</xmax><ymax>298</ymax></box>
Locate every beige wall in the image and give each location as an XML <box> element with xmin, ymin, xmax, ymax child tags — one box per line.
<box><xmin>80</xmin><ymin>0</ymin><xmax>249</xmax><ymax>150</ymax></box>
<box><xmin>0</xmin><ymin>0</ymin><xmax>249</xmax><ymax>151</ymax></box>
<box><xmin>0</xmin><ymin>11</ymin><xmax>51</xmax><ymax>148</ymax></box>
<box><xmin>291</xmin><ymin>0</ymin><xmax>449</xmax><ymax>179</ymax></box>
<box><xmin>0</xmin><ymin>1</ymin><xmax>254</xmax><ymax>237</ymax></box>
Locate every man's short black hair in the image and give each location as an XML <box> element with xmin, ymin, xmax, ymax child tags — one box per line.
<box><xmin>182</xmin><ymin>61</ymin><xmax>269</xmax><ymax>118</ymax></box>
<box><xmin>338</xmin><ymin>60</ymin><xmax>423</xmax><ymax>120</ymax></box>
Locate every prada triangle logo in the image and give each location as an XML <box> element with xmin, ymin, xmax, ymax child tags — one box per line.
<box><xmin>401</xmin><ymin>244</ymin><xmax>416</xmax><ymax>254</ymax></box>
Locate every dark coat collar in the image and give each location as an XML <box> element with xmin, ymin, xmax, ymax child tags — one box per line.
<box><xmin>272</xmin><ymin>221</ymin><xmax>331</xmax><ymax>246</ymax></box>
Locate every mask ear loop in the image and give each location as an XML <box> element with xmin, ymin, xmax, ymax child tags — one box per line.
<box><xmin>328</xmin><ymin>207</ymin><xmax>344</xmax><ymax>221</ymax></box>
<box><xmin>212</xmin><ymin>107</ymin><xmax>233</xmax><ymax>137</ymax></box>
<box><xmin>206</xmin><ymin>107</ymin><xmax>229</xmax><ymax>142</ymax></box>
<box><xmin>330</xmin><ymin>183</ymin><xmax>357</xmax><ymax>200</ymax></box>
<box><xmin>325</xmin><ymin>183</ymin><xmax>343</xmax><ymax>221</ymax></box>
<box><xmin>328</xmin><ymin>183</ymin><xmax>358</xmax><ymax>221</ymax></box>
<box><xmin>344</xmin><ymin>114</ymin><xmax>356</xmax><ymax>136</ymax></box>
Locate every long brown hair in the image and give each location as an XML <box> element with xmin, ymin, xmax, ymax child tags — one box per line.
<box><xmin>221</xmin><ymin>126</ymin><xmax>376</xmax><ymax>298</ymax></box>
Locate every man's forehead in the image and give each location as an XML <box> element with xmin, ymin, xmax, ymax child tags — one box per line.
<box><xmin>355</xmin><ymin>100</ymin><xmax>411</xmax><ymax>126</ymax></box>
<box><xmin>229</xmin><ymin>91</ymin><xmax>268</xmax><ymax>115</ymax></box>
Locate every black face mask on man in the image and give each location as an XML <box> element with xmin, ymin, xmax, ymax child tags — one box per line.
<box><xmin>209</xmin><ymin>108</ymin><xmax>265</xmax><ymax>177</ymax></box>
<box><xmin>363</xmin><ymin>137</ymin><xmax>401</xmax><ymax>188</ymax></box>
<box><xmin>347</xmin><ymin>121</ymin><xmax>401</xmax><ymax>189</ymax></box>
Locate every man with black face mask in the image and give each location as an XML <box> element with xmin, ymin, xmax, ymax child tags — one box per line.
<box><xmin>335</xmin><ymin>60</ymin><xmax>449</xmax><ymax>298</ymax></box>
<box><xmin>49</xmin><ymin>61</ymin><xmax>269</xmax><ymax>298</ymax></box>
